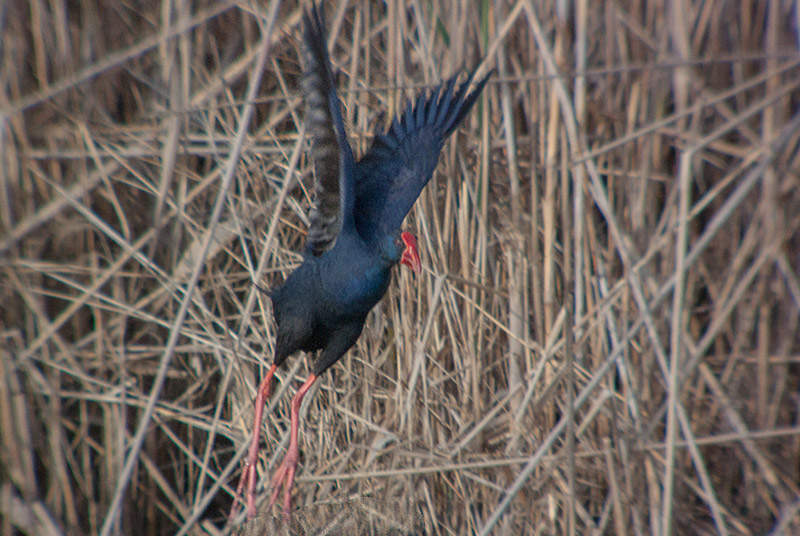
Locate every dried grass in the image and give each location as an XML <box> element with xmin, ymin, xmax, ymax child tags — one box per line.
<box><xmin>2</xmin><ymin>1</ymin><xmax>800</xmax><ymax>535</ymax></box>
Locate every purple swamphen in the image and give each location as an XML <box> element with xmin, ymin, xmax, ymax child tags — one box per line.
<box><xmin>230</xmin><ymin>3</ymin><xmax>489</xmax><ymax>521</ymax></box>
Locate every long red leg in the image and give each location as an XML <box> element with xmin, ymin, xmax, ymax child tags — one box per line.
<box><xmin>229</xmin><ymin>363</ymin><xmax>278</xmax><ymax>521</ymax></box>
<box><xmin>268</xmin><ymin>374</ymin><xmax>318</xmax><ymax>519</ymax></box>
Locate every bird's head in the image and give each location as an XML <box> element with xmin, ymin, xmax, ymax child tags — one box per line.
<box><xmin>381</xmin><ymin>231</ymin><xmax>421</xmax><ymax>274</ymax></box>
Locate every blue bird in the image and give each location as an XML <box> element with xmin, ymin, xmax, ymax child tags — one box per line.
<box><xmin>230</xmin><ymin>3</ymin><xmax>489</xmax><ymax>521</ymax></box>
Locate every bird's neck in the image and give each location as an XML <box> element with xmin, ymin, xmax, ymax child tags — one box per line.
<box><xmin>322</xmin><ymin>240</ymin><xmax>394</xmax><ymax>311</ymax></box>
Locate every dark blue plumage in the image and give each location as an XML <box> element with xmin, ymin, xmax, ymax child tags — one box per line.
<box><xmin>230</xmin><ymin>3</ymin><xmax>488</xmax><ymax>522</ymax></box>
<box><xmin>355</xmin><ymin>70</ymin><xmax>488</xmax><ymax>244</ymax></box>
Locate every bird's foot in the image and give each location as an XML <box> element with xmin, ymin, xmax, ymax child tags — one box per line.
<box><xmin>268</xmin><ymin>446</ymin><xmax>299</xmax><ymax>520</ymax></box>
<box><xmin>265</xmin><ymin>373</ymin><xmax>317</xmax><ymax>521</ymax></box>
<box><xmin>228</xmin><ymin>364</ymin><xmax>278</xmax><ymax>522</ymax></box>
<box><xmin>229</xmin><ymin>458</ymin><xmax>258</xmax><ymax>522</ymax></box>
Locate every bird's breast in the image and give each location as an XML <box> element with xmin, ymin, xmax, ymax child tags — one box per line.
<box><xmin>321</xmin><ymin>258</ymin><xmax>392</xmax><ymax>317</ymax></box>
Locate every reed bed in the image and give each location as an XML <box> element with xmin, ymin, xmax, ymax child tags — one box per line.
<box><xmin>2</xmin><ymin>1</ymin><xmax>799</xmax><ymax>535</ymax></box>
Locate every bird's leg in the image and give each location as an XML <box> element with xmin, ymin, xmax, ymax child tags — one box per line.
<box><xmin>268</xmin><ymin>373</ymin><xmax>318</xmax><ymax>519</ymax></box>
<box><xmin>229</xmin><ymin>363</ymin><xmax>278</xmax><ymax>522</ymax></box>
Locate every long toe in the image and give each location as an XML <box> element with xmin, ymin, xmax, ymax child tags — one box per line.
<box><xmin>268</xmin><ymin>452</ymin><xmax>301</xmax><ymax>519</ymax></box>
<box><xmin>282</xmin><ymin>464</ymin><xmax>297</xmax><ymax>517</ymax></box>
<box><xmin>268</xmin><ymin>462</ymin><xmax>289</xmax><ymax>508</ymax></box>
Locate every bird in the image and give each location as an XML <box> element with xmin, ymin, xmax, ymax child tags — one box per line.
<box><xmin>229</xmin><ymin>2</ymin><xmax>489</xmax><ymax>522</ymax></box>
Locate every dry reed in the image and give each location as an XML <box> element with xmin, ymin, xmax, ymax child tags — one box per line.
<box><xmin>1</xmin><ymin>1</ymin><xmax>799</xmax><ymax>535</ymax></box>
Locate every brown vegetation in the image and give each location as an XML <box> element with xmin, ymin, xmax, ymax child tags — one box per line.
<box><xmin>2</xmin><ymin>1</ymin><xmax>799</xmax><ymax>535</ymax></box>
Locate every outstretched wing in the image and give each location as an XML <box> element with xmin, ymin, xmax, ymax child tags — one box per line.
<box><xmin>302</xmin><ymin>3</ymin><xmax>355</xmax><ymax>256</ymax></box>
<box><xmin>353</xmin><ymin>70</ymin><xmax>489</xmax><ymax>245</ymax></box>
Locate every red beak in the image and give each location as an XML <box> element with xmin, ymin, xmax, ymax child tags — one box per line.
<box><xmin>400</xmin><ymin>232</ymin><xmax>421</xmax><ymax>274</ymax></box>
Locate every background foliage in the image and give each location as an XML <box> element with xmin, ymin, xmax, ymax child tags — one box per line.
<box><xmin>2</xmin><ymin>1</ymin><xmax>799</xmax><ymax>534</ymax></box>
